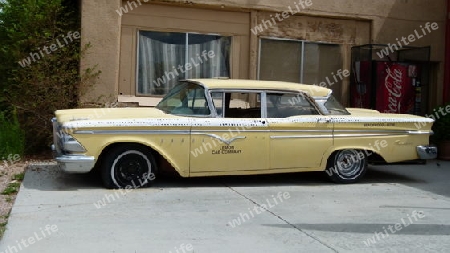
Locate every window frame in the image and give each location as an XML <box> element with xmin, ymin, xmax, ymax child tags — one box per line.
<box><xmin>208</xmin><ymin>89</ymin><xmax>266</xmax><ymax>118</ymax></box>
<box><xmin>207</xmin><ymin>89</ymin><xmax>324</xmax><ymax>118</ymax></box>
<box><xmin>257</xmin><ymin>37</ymin><xmax>342</xmax><ymax>83</ymax></box>
<box><xmin>136</xmin><ymin>30</ymin><xmax>232</xmax><ymax>97</ymax></box>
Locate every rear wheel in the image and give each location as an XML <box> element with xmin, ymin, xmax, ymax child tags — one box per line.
<box><xmin>325</xmin><ymin>149</ymin><xmax>367</xmax><ymax>184</ymax></box>
<box><xmin>101</xmin><ymin>144</ymin><xmax>156</xmax><ymax>189</ymax></box>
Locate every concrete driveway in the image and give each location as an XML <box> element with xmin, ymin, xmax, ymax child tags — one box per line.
<box><xmin>0</xmin><ymin>161</ymin><xmax>449</xmax><ymax>253</ymax></box>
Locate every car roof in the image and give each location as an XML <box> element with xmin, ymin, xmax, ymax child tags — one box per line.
<box><xmin>187</xmin><ymin>78</ymin><xmax>331</xmax><ymax>97</ymax></box>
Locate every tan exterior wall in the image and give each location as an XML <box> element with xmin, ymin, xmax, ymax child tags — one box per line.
<box><xmin>80</xmin><ymin>0</ymin><xmax>121</xmax><ymax>105</ymax></box>
<box><xmin>81</xmin><ymin>0</ymin><xmax>447</xmax><ymax>107</ymax></box>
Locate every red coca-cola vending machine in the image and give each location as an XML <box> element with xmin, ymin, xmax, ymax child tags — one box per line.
<box><xmin>350</xmin><ymin>44</ymin><xmax>430</xmax><ymax>115</ymax></box>
<box><xmin>375</xmin><ymin>62</ymin><xmax>420</xmax><ymax>114</ymax></box>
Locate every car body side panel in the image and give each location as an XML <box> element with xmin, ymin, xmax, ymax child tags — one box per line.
<box><xmin>267</xmin><ymin>116</ymin><xmax>333</xmax><ymax>169</ymax></box>
<box><xmin>189</xmin><ymin>122</ymin><xmax>269</xmax><ymax>174</ymax></box>
<box><xmin>325</xmin><ymin>117</ymin><xmax>433</xmax><ymax>167</ymax></box>
<box><xmin>68</xmin><ymin>126</ymin><xmax>192</xmax><ymax>177</ymax></box>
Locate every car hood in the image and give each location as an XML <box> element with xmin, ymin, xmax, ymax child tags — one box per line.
<box><xmin>55</xmin><ymin>107</ymin><xmax>174</xmax><ymax>123</ymax></box>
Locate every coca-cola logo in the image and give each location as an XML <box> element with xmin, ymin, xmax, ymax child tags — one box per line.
<box><xmin>384</xmin><ymin>65</ymin><xmax>404</xmax><ymax>113</ymax></box>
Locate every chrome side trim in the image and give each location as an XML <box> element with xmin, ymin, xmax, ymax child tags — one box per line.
<box><xmin>74</xmin><ymin>131</ymin><xmax>94</xmax><ymax>134</ymax></box>
<box><xmin>74</xmin><ymin>130</ymin><xmax>190</xmax><ymax>135</ymax></box>
<box><xmin>73</xmin><ymin>129</ymin><xmax>432</xmax><ymax>137</ymax></box>
<box><xmin>272</xmin><ymin>129</ymin><xmax>333</xmax><ymax>132</ymax></box>
<box><xmin>191</xmin><ymin>133</ymin><xmax>246</xmax><ymax>145</ymax></box>
<box><xmin>334</xmin><ymin>130</ymin><xmax>433</xmax><ymax>135</ymax></box>
<box><xmin>270</xmin><ymin>135</ymin><xmax>333</xmax><ymax>139</ymax></box>
<box><xmin>408</xmin><ymin>130</ymin><xmax>434</xmax><ymax>135</ymax></box>
<box><xmin>193</xmin><ymin>130</ymin><xmax>267</xmax><ymax>133</ymax></box>
<box><xmin>333</xmin><ymin>133</ymin><xmax>399</xmax><ymax>138</ymax></box>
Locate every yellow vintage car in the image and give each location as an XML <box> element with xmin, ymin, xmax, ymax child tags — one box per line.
<box><xmin>52</xmin><ymin>79</ymin><xmax>437</xmax><ymax>189</ymax></box>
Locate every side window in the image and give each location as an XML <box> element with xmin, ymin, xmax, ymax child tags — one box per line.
<box><xmin>211</xmin><ymin>92</ymin><xmax>261</xmax><ymax>118</ymax></box>
<box><xmin>266</xmin><ymin>93</ymin><xmax>319</xmax><ymax>118</ymax></box>
<box><xmin>157</xmin><ymin>82</ymin><xmax>210</xmax><ymax>115</ymax></box>
<box><xmin>187</xmin><ymin>87</ymin><xmax>211</xmax><ymax>115</ymax></box>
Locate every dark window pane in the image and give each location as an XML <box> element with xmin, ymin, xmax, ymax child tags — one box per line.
<box><xmin>259</xmin><ymin>39</ymin><xmax>302</xmax><ymax>82</ymax></box>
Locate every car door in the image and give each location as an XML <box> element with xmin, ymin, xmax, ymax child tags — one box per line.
<box><xmin>266</xmin><ymin>92</ymin><xmax>333</xmax><ymax>169</ymax></box>
<box><xmin>189</xmin><ymin>90</ymin><xmax>269</xmax><ymax>175</ymax></box>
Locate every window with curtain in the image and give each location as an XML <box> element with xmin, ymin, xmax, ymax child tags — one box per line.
<box><xmin>137</xmin><ymin>31</ymin><xmax>231</xmax><ymax>96</ymax></box>
<box><xmin>259</xmin><ymin>38</ymin><xmax>343</xmax><ymax>100</ymax></box>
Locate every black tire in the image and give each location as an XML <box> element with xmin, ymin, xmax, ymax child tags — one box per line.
<box><xmin>325</xmin><ymin>149</ymin><xmax>367</xmax><ymax>184</ymax></box>
<box><xmin>101</xmin><ymin>144</ymin><xmax>156</xmax><ymax>189</ymax></box>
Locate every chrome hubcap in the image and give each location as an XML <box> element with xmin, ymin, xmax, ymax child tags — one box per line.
<box><xmin>335</xmin><ymin>150</ymin><xmax>364</xmax><ymax>178</ymax></box>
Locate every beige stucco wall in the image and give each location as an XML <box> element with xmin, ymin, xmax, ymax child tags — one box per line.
<box><xmin>80</xmin><ymin>0</ymin><xmax>447</xmax><ymax>106</ymax></box>
<box><xmin>80</xmin><ymin>0</ymin><xmax>122</xmax><ymax>106</ymax></box>
<box><xmin>172</xmin><ymin>0</ymin><xmax>445</xmax><ymax>47</ymax></box>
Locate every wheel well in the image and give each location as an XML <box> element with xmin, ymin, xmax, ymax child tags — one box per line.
<box><xmin>94</xmin><ymin>142</ymin><xmax>178</xmax><ymax>176</ymax></box>
<box><xmin>327</xmin><ymin>149</ymin><xmax>386</xmax><ymax>164</ymax></box>
<box><xmin>367</xmin><ymin>152</ymin><xmax>387</xmax><ymax>164</ymax></box>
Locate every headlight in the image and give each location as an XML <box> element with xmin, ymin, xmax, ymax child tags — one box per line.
<box><xmin>62</xmin><ymin>134</ymin><xmax>86</xmax><ymax>153</ymax></box>
<box><xmin>52</xmin><ymin>118</ymin><xmax>86</xmax><ymax>154</ymax></box>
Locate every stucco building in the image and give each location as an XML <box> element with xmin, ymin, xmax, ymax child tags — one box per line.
<box><xmin>80</xmin><ymin>0</ymin><xmax>449</xmax><ymax>110</ymax></box>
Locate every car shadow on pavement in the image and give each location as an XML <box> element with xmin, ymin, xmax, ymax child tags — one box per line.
<box><xmin>366</xmin><ymin>160</ymin><xmax>450</xmax><ymax>198</ymax></box>
<box><xmin>21</xmin><ymin>162</ymin><xmax>428</xmax><ymax>192</ymax></box>
<box><xmin>22</xmin><ymin>165</ymin><xmax>104</xmax><ymax>191</ymax></box>
<box><xmin>266</xmin><ymin>223</ymin><xmax>450</xmax><ymax>236</ymax></box>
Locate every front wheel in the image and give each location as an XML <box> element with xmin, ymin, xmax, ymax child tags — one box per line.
<box><xmin>101</xmin><ymin>144</ymin><xmax>156</xmax><ymax>189</ymax></box>
<box><xmin>325</xmin><ymin>149</ymin><xmax>367</xmax><ymax>184</ymax></box>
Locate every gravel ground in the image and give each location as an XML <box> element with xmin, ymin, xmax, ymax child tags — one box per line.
<box><xmin>0</xmin><ymin>158</ymin><xmax>54</xmax><ymax>238</ymax></box>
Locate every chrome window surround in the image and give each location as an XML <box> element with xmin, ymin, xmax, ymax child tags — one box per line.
<box><xmin>199</xmin><ymin>87</ymin><xmax>323</xmax><ymax>119</ymax></box>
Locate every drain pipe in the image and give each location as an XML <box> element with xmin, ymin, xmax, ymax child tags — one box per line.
<box><xmin>444</xmin><ymin>0</ymin><xmax>450</xmax><ymax>103</ymax></box>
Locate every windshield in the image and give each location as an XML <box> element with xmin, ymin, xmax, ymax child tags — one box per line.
<box><xmin>316</xmin><ymin>95</ymin><xmax>350</xmax><ymax>115</ymax></box>
<box><xmin>156</xmin><ymin>82</ymin><xmax>211</xmax><ymax>116</ymax></box>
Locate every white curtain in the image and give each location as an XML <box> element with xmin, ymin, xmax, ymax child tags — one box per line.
<box><xmin>138</xmin><ymin>32</ymin><xmax>230</xmax><ymax>95</ymax></box>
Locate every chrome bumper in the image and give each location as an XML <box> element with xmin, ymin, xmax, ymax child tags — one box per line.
<box><xmin>417</xmin><ymin>145</ymin><xmax>438</xmax><ymax>160</ymax></box>
<box><xmin>52</xmin><ymin>145</ymin><xmax>95</xmax><ymax>173</ymax></box>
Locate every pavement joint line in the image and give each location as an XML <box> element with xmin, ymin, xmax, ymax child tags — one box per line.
<box><xmin>223</xmin><ymin>183</ymin><xmax>340</xmax><ymax>253</ymax></box>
